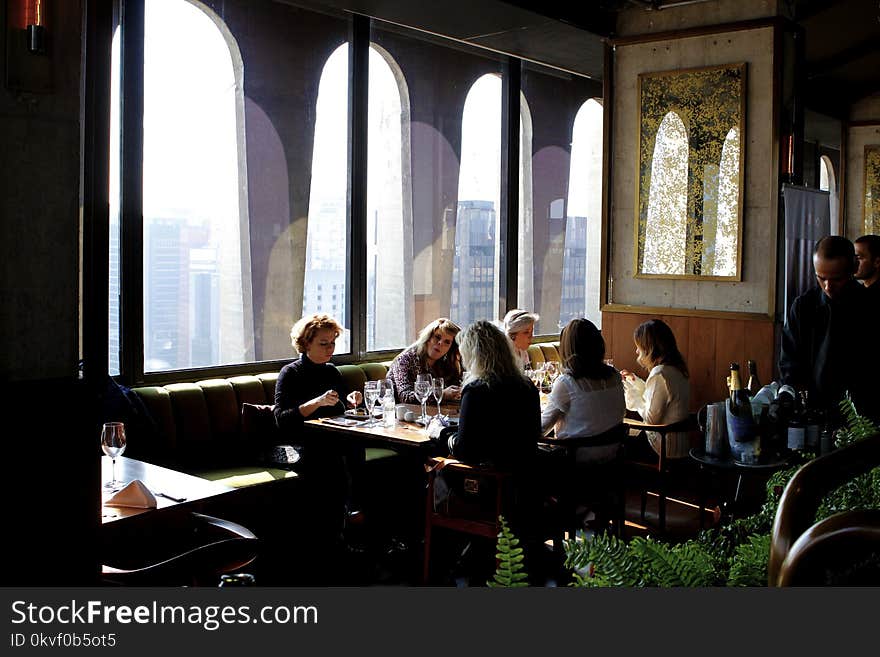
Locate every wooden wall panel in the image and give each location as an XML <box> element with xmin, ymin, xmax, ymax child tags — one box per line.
<box><xmin>601</xmin><ymin>310</ymin><xmax>776</xmax><ymax>412</ymax></box>
<box><xmin>688</xmin><ymin>318</ymin><xmax>717</xmax><ymax>412</ymax></box>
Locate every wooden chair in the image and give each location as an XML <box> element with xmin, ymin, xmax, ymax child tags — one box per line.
<box><xmin>422</xmin><ymin>457</ymin><xmax>513</xmax><ymax>584</ymax></box>
<box><xmin>623</xmin><ymin>413</ymin><xmax>700</xmax><ymax>534</ymax></box>
<box><xmin>540</xmin><ymin>424</ymin><xmax>627</xmax><ymax>539</ymax></box>
<box><xmin>769</xmin><ymin>432</ymin><xmax>880</xmax><ymax>586</ymax></box>
<box><xmin>102</xmin><ymin>512</ymin><xmax>258</xmax><ymax>586</ymax></box>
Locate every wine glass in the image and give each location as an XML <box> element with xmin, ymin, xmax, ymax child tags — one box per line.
<box><xmin>414</xmin><ymin>374</ymin><xmax>433</xmax><ymax>425</ymax></box>
<box><xmin>101</xmin><ymin>422</ymin><xmax>127</xmax><ymax>491</ymax></box>
<box><xmin>364</xmin><ymin>381</ymin><xmax>380</xmax><ymax>426</ymax></box>
<box><xmin>432</xmin><ymin>377</ymin><xmax>444</xmax><ymax>419</ymax></box>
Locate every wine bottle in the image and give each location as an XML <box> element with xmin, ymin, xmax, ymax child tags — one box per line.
<box><xmin>786</xmin><ymin>392</ymin><xmax>805</xmax><ymax>451</ymax></box>
<box><xmin>746</xmin><ymin>360</ymin><xmax>761</xmax><ymax>396</ymax></box>
<box><xmin>727</xmin><ymin>363</ymin><xmax>752</xmax><ymax>416</ymax></box>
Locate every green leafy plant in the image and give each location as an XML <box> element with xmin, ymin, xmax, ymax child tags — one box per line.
<box><xmin>487</xmin><ymin>515</ymin><xmax>529</xmax><ymax>587</ymax></box>
<box><xmin>565</xmin><ymin>395</ymin><xmax>879</xmax><ymax>587</ymax></box>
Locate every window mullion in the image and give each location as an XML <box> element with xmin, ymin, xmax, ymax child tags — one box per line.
<box><xmin>119</xmin><ymin>0</ymin><xmax>145</xmax><ymax>384</ymax></box>
<box><xmin>501</xmin><ymin>57</ymin><xmax>521</xmax><ymax>318</ymax></box>
<box><xmin>348</xmin><ymin>15</ymin><xmax>369</xmax><ymax>360</ymax></box>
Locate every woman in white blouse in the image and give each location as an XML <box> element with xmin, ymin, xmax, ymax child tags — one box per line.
<box><xmin>541</xmin><ymin>319</ymin><xmax>625</xmax><ymax>464</ymax></box>
<box><xmin>620</xmin><ymin>319</ymin><xmax>691</xmax><ymax>459</ymax></box>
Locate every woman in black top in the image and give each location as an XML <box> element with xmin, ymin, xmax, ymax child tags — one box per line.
<box><xmin>274</xmin><ymin>314</ymin><xmax>361</xmax><ymax>432</ymax></box>
<box><xmin>274</xmin><ymin>314</ymin><xmax>362</xmax><ymax>546</ymax></box>
<box><xmin>446</xmin><ymin>320</ymin><xmax>543</xmax><ymax>579</ymax></box>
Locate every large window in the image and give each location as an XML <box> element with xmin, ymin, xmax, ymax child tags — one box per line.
<box><xmin>370</xmin><ymin>22</ymin><xmax>506</xmax><ymax>342</ymax></box>
<box><xmin>108</xmin><ymin>2</ymin><xmax>603</xmax><ymax>380</ymax></box>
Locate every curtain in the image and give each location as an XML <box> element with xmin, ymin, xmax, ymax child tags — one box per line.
<box><xmin>782</xmin><ymin>184</ymin><xmax>831</xmax><ymax>320</ymax></box>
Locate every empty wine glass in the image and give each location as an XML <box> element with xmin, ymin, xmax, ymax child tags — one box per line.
<box><xmin>414</xmin><ymin>373</ymin><xmax>433</xmax><ymax>425</ymax></box>
<box><xmin>101</xmin><ymin>422</ymin><xmax>127</xmax><ymax>491</ymax></box>
<box><xmin>364</xmin><ymin>381</ymin><xmax>380</xmax><ymax>426</ymax></box>
<box><xmin>432</xmin><ymin>377</ymin><xmax>444</xmax><ymax>418</ymax></box>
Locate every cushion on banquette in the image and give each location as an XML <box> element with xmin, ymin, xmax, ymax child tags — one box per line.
<box><xmin>527</xmin><ymin>342</ymin><xmax>560</xmax><ymax>368</ymax></box>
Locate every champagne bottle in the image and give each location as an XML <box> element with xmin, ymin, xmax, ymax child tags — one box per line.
<box><xmin>746</xmin><ymin>360</ymin><xmax>761</xmax><ymax>396</ymax></box>
<box><xmin>727</xmin><ymin>363</ymin><xmax>752</xmax><ymax>416</ymax></box>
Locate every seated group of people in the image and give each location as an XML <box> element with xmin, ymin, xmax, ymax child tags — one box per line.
<box><xmin>273</xmin><ymin>307</ymin><xmax>691</xmax><ymax>474</ymax></box>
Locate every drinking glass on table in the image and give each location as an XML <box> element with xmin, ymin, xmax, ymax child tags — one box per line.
<box><xmin>414</xmin><ymin>374</ymin><xmax>433</xmax><ymax>425</ymax></box>
<box><xmin>364</xmin><ymin>381</ymin><xmax>381</xmax><ymax>426</ymax></box>
<box><xmin>101</xmin><ymin>422</ymin><xmax>127</xmax><ymax>490</ymax></box>
<box><xmin>432</xmin><ymin>377</ymin><xmax>444</xmax><ymax>418</ymax></box>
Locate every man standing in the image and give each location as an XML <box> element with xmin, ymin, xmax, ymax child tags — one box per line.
<box><xmin>778</xmin><ymin>235</ymin><xmax>877</xmax><ymax>421</ymax></box>
<box><xmin>855</xmin><ymin>234</ymin><xmax>880</xmax><ymax>295</ymax></box>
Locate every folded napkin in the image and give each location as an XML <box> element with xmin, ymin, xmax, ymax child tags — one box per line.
<box><xmin>105</xmin><ymin>479</ymin><xmax>157</xmax><ymax>509</ymax></box>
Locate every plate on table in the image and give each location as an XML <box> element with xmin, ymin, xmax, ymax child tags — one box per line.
<box><xmin>344</xmin><ymin>408</ymin><xmax>373</xmax><ymax>420</ymax></box>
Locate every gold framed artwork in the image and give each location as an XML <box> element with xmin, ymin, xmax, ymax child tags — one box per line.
<box><xmin>865</xmin><ymin>145</ymin><xmax>880</xmax><ymax>234</ymax></box>
<box><xmin>635</xmin><ymin>63</ymin><xmax>746</xmax><ymax>280</ymax></box>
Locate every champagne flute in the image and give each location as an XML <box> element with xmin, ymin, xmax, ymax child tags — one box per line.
<box><xmin>101</xmin><ymin>422</ymin><xmax>127</xmax><ymax>491</ymax></box>
<box><xmin>414</xmin><ymin>374</ymin><xmax>433</xmax><ymax>425</ymax></box>
<box><xmin>432</xmin><ymin>377</ymin><xmax>444</xmax><ymax>418</ymax></box>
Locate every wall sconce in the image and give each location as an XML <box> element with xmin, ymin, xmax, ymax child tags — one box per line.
<box><xmin>26</xmin><ymin>0</ymin><xmax>47</xmax><ymax>54</ymax></box>
<box><xmin>9</xmin><ymin>0</ymin><xmax>47</xmax><ymax>54</ymax></box>
<box><xmin>5</xmin><ymin>0</ymin><xmax>51</xmax><ymax>92</ymax></box>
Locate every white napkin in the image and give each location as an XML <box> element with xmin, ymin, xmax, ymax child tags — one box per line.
<box><xmin>105</xmin><ymin>479</ymin><xmax>157</xmax><ymax>508</ymax></box>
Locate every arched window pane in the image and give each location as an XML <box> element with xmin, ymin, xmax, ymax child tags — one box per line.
<box><xmin>561</xmin><ymin>98</ymin><xmax>603</xmax><ymax>328</ymax></box>
<box><xmin>366</xmin><ymin>46</ymin><xmax>408</xmax><ymax>351</ymax></box>
<box><xmin>643</xmin><ymin>111</ymin><xmax>688</xmax><ymax>275</ymax></box>
<box><xmin>713</xmin><ymin>126</ymin><xmax>740</xmax><ymax>277</ymax></box>
<box><xmin>141</xmin><ymin>0</ymin><xmax>249</xmax><ymax>372</ymax></box>
<box><xmin>819</xmin><ymin>157</ymin><xmax>830</xmax><ymax>192</ymax></box>
<box><xmin>304</xmin><ymin>44</ymin><xmax>351</xmax><ymax>352</ymax></box>
<box><xmin>520</xmin><ymin>64</ymin><xmax>601</xmax><ymax>334</ymax></box>
<box><xmin>451</xmin><ymin>74</ymin><xmax>502</xmax><ymax>327</ymax></box>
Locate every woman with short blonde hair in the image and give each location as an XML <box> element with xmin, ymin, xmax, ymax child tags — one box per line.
<box><xmin>290</xmin><ymin>313</ymin><xmax>342</xmax><ymax>354</ymax></box>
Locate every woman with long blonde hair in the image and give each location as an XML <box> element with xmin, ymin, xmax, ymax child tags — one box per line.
<box><xmin>388</xmin><ymin>317</ymin><xmax>463</xmax><ymax>404</ymax></box>
<box><xmin>447</xmin><ymin>321</ymin><xmax>539</xmax><ymax>470</ymax></box>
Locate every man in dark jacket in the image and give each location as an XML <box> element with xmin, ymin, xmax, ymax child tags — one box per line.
<box><xmin>779</xmin><ymin>236</ymin><xmax>878</xmax><ymax>422</ymax></box>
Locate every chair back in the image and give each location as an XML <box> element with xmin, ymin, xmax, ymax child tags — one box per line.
<box><xmin>422</xmin><ymin>457</ymin><xmax>513</xmax><ymax>583</ymax></box>
<box><xmin>102</xmin><ymin>512</ymin><xmax>258</xmax><ymax>586</ymax></box>
<box><xmin>769</xmin><ymin>432</ymin><xmax>880</xmax><ymax>586</ymax></box>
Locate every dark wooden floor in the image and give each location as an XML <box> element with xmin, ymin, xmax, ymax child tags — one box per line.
<box><xmin>240</xmin><ymin>465</ymin><xmax>772</xmax><ymax>587</ymax></box>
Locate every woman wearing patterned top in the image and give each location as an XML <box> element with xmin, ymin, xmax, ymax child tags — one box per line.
<box><xmin>387</xmin><ymin>318</ymin><xmax>463</xmax><ymax>404</ymax></box>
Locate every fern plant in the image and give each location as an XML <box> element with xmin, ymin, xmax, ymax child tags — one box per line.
<box><xmin>566</xmin><ymin>394</ymin><xmax>879</xmax><ymax>588</ymax></box>
<box><xmin>487</xmin><ymin>515</ymin><xmax>529</xmax><ymax>587</ymax></box>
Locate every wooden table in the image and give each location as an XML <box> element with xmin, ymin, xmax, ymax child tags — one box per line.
<box><xmin>304</xmin><ymin>403</ymin><xmax>459</xmax><ymax>448</ymax></box>
<box><xmin>101</xmin><ymin>456</ymin><xmax>233</xmax><ymax>523</ymax></box>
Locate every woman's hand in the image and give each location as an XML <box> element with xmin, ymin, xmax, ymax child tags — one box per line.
<box><xmin>443</xmin><ymin>385</ymin><xmax>462</xmax><ymax>402</ymax></box>
<box><xmin>315</xmin><ymin>389</ymin><xmax>340</xmax><ymax>407</ymax></box>
<box><xmin>346</xmin><ymin>390</ymin><xmax>363</xmax><ymax>407</ymax></box>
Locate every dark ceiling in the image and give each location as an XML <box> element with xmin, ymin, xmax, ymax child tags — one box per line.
<box><xmin>316</xmin><ymin>0</ymin><xmax>880</xmax><ymax>117</ymax></box>
<box><xmin>501</xmin><ymin>0</ymin><xmax>880</xmax><ymax>118</ymax></box>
